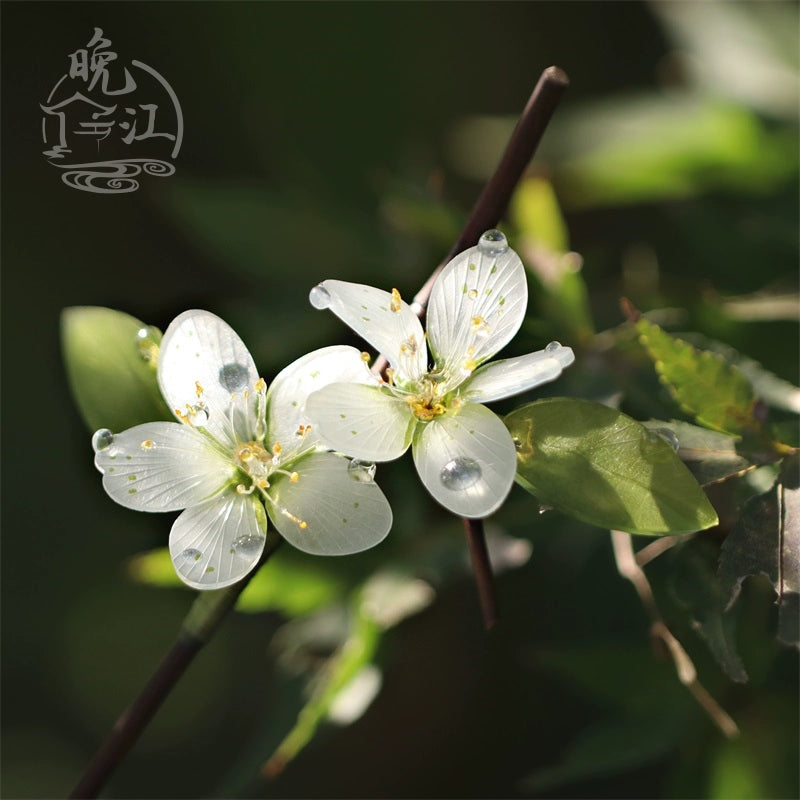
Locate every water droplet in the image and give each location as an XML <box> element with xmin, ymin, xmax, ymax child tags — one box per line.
<box><xmin>190</xmin><ymin>405</ymin><xmax>210</xmax><ymax>426</ymax></box>
<box><xmin>348</xmin><ymin>459</ymin><xmax>377</xmax><ymax>483</ymax></box>
<box><xmin>478</xmin><ymin>229</ymin><xmax>508</xmax><ymax>256</ymax></box>
<box><xmin>309</xmin><ymin>284</ymin><xmax>332</xmax><ymax>310</ymax></box>
<box><xmin>440</xmin><ymin>457</ymin><xmax>482</xmax><ymax>491</ymax></box>
<box><xmin>232</xmin><ymin>534</ymin><xmax>264</xmax><ymax>556</ymax></box>
<box><xmin>218</xmin><ymin>362</ymin><xmax>250</xmax><ymax>393</ymax></box>
<box><xmin>545</xmin><ymin>341</ymin><xmax>562</xmax><ymax>353</ymax></box>
<box><xmin>135</xmin><ymin>326</ymin><xmax>160</xmax><ymax>363</ymax></box>
<box><xmin>538</xmin><ymin>504</ymin><xmax>554</xmax><ymax>515</ymax></box>
<box><xmin>179</xmin><ymin>548</ymin><xmax>202</xmax><ymax>562</ymax></box>
<box><xmin>92</xmin><ymin>428</ymin><xmax>114</xmax><ymax>453</ymax></box>
<box><xmin>651</xmin><ymin>427</ymin><xmax>680</xmax><ymax>451</ymax></box>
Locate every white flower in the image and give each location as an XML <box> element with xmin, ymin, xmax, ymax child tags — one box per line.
<box><xmin>305</xmin><ymin>230</ymin><xmax>575</xmax><ymax>519</ymax></box>
<box><xmin>92</xmin><ymin>310</ymin><xmax>393</xmax><ymax>590</ymax></box>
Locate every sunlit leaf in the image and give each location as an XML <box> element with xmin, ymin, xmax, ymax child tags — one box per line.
<box><xmin>506</xmin><ymin>398</ymin><xmax>718</xmax><ymax>534</ymax></box>
<box><xmin>511</xmin><ymin>177</ymin><xmax>594</xmax><ymax>342</ymax></box>
<box><xmin>128</xmin><ymin>547</ymin><xmax>348</xmax><ymax>617</ymax></box>
<box><xmin>719</xmin><ymin>455</ymin><xmax>799</xmax><ymax>648</ymax></box>
<box><xmin>636</xmin><ymin>318</ymin><xmax>757</xmax><ymax>435</ymax></box>
<box><xmin>669</xmin><ymin>537</ymin><xmax>748</xmax><ymax>682</ymax></box>
<box><xmin>681</xmin><ymin>332</ymin><xmax>800</xmax><ymax>414</ymax></box>
<box><xmin>642</xmin><ymin>420</ymin><xmax>759</xmax><ymax>486</ymax></box>
<box><xmin>61</xmin><ymin>307</ymin><xmax>172</xmax><ymax>432</ymax></box>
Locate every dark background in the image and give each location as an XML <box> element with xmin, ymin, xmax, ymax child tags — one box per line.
<box><xmin>2</xmin><ymin>2</ymin><xmax>798</xmax><ymax>798</ymax></box>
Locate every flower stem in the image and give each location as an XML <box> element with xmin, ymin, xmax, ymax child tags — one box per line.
<box><xmin>412</xmin><ymin>65</ymin><xmax>569</xmax><ymax>312</ymax></box>
<box><xmin>464</xmin><ymin>518</ymin><xmax>498</xmax><ymax>630</ymax></box>
<box><xmin>68</xmin><ymin>532</ymin><xmax>283</xmax><ymax>799</ymax></box>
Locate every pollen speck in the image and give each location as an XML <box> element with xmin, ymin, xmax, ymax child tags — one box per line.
<box><xmin>390</xmin><ymin>288</ymin><xmax>402</xmax><ymax>313</ymax></box>
<box><xmin>290</xmin><ymin>472</ymin><xmax>299</xmax><ymax>483</ymax></box>
<box><xmin>360</xmin><ymin>351</ymin><xmax>371</xmax><ymax>362</ymax></box>
<box><xmin>468</xmin><ymin>289</ymin><xmax>478</xmax><ymax>300</ymax></box>
<box><xmin>195</xmin><ymin>381</ymin><xmax>204</xmax><ymax>397</ymax></box>
<box><xmin>140</xmin><ymin>439</ymin><xmax>155</xmax><ymax>450</ymax></box>
<box><xmin>461</xmin><ymin>358</ymin><xmax>477</xmax><ymax>373</ymax></box>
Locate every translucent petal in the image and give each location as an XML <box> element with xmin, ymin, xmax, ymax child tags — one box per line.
<box><xmin>95</xmin><ymin>422</ymin><xmax>233</xmax><ymax>512</ymax></box>
<box><xmin>267</xmin><ymin>345</ymin><xmax>376</xmax><ymax>455</ymax></box>
<box><xmin>412</xmin><ymin>402</ymin><xmax>517</xmax><ymax>518</ymax></box>
<box><xmin>158</xmin><ymin>310</ymin><xmax>260</xmax><ymax>448</ymax></box>
<box><xmin>426</xmin><ymin>242</ymin><xmax>527</xmax><ymax>380</ymax></box>
<box><xmin>266</xmin><ymin>451</ymin><xmax>392</xmax><ymax>556</ymax></box>
<box><xmin>311</xmin><ymin>280</ymin><xmax>427</xmax><ymax>383</ymax></box>
<box><xmin>462</xmin><ymin>344</ymin><xmax>575</xmax><ymax>403</ymax></box>
<box><xmin>169</xmin><ymin>491</ymin><xmax>267</xmax><ymax>589</ymax></box>
<box><xmin>306</xmin><ymin>383</ymin><xmax>416</xmax><ymax>461</ymax></box>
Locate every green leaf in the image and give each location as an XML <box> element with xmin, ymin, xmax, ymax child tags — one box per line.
<box><xmin>61</xmin><ymin>307</ymin><xmax>173</xmax><ymax>432</ymax></box>
<box><xmin>681</xmin><ymin>332</ymin><xmax>800</xmax><ymax>415</ymax></box>
<box><xmin>636</xmin><ymin>318</ymin><xmax>757</xmax><ymax>435</ymax></box>
<box><xmin>512</xmin><ymin>177</ymin><xmax>570</xmax><ymax>252</ymax></box>
<box><xmin>506</xmin><ymin>398</ymin><xmax>719</xmax><ymax>534</ymax></box>
<box><xmin>128</xmin><ymin>547</ymin><xmax>348</xmax><ymax>617</ymax></box>
<box><xmin>511</xmin><ymin>177</ymin><xmax>594</xmax><ymax>342</ymax></box>
<box><xmin>718</xmin><ymin>455</ymin><xmax>800</xmax><ymax>648</ymax></box>
<box><xmin>642</xmin><ymin>420</ymin><xmax>759</xmax><ymax>486</ymax></box>
<box><xmin>669</xmin><ymin>537</ymin><xmax>748</xmax><ymax>682</ymax></box>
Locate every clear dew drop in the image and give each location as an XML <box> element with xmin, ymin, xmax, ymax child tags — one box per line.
<box><xmin>538</xmin><ymin>504</ymin><xmax>554</xmax><ymax>515</ymax></box>
<box><xmin>545</xmin><ymin>341</ymin><xmax>562</xmax><ymax>353</ymax></box>
<box><xmin>478</xmin><ymin>229</ymin><xmax>508</xmax><ymax>256</ymax></box>
<box><xmin>348</xmin><ymin>459</ymin><xmax>377</xmax><ymax>483</ymax></box>
<box><xmin>190</xmin><ymin>405</ymin><xmax>210</xmax><ymax>425</ymax></box>
<box><xmin>218</xmin><ymin>362</ymin><xmax>250</xmax><ymax>393</ymax></box>
<box><xmin>440</xmin><ymin>457</ymin><xmax>482</xmax><ymax>491</ymax></box>
<box><xmin>135</xmin><ymin>326</ymin><xmax>160</xmax><ymax>363</ymax></box>
<box><xmin>92</xmin><ymin>428</ymin><xmax>115</xmax><ymax>453</ymax></box>
<box><xmin>651</xmin><ymin>427</ymin><xmax>680</xmax><ymax>451</ymax></box>
<box><xmin>179</xmin><ymin>548</ymin><xmax>203</xmax><ymax>562</ymax></box>
<box><xmin>309</xmin><ymin>284</ymin><xmax>332</xmax><ymax>310</ymax></box>
<box><xmin>231</xmin><ymin>534</ymin><xmax>264</xmax><ymax>557</ymax></box>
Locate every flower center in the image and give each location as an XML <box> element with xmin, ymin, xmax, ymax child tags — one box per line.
<box><xmin>235</xmin><ymin>441</ymin><xmax>275</xmax><ymax>490</ymax></box>
<box><xmin>408</xmin><ymin>393</ymin><xmax>447</xmax><ymax>421</ymax></box>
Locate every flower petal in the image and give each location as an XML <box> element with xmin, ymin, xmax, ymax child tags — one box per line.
<box><xmin>461</xmin><ymin>344</ymin><xmax>575</xmax><ymax>403</ymax></box>
<box><xmin>426</xmin><ymin>239</ymin><xmax>527</xmax><ymax>380</ymax></box>
<box><xmin>267</xmin><ymin>345</ymin><xmax>376</xmax><ymax>455</ymax></box>
<box><xmin>169</xmin><ymin>491</ymin><xmax>267</xmax><ymax>589</ymax></box>
<box><xmin>158</xmin><ymin>310</ymin><xmax>260</xmax><ymax>448</ymax></box>
<box><xmin>306</xmin><ymin>383</ymin><xmax>415</xmax><ymax>461</ymax></box>
<box><xmin>266</xmin><ymin>451</ymin><xmax>392</xmax><ymax>556</ymax></box>
<box><xmin>95</xmin><ymin>422</ymin><xmax>232</xmax><ymax>511</ymax></box>
<box><xmin>412</xmin><ymin>402</ymin><xmax>517</xmax><ymax>518</ymax></box>
<box><xmin>310</xmin><ymin>280</ymin><xmax>427</xmax><ymax>383</ymax></box>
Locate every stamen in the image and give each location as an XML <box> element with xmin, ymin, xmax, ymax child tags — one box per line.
<box><xmin>195</xmin><ymin>381</ymin><xmax>204</xmax><ymax>398</ymax></box>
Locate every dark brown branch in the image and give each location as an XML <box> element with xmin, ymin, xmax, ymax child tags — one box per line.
<box><xmin>69</xmin><ymin>534</ymin><xmax>283</xmax><ymax>799</ymax></box>
<box><xmin>464</xmin><ymin>518</ymin><xmax>498</xmax><ymax>630</ymax></box>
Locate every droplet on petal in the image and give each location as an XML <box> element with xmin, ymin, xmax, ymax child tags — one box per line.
<box><xmin>218</xmin><ymin>362</ymin><xmax>250</xmax><ymax>393</ymax></box>
<box><xmin>135</xmin><ymin>326</ymin><xmax>160</xmax><ymax>363</ymax></box>
<box><xmin>92</xmin><ymin>428</ymin><xmax>115</xmax><ymax>453</ymax></box>
<box><xmin>347</xmin><ymin>459</ymin><xmax>377</xmax><ymax>483</ymax></box>
<box><xmin>545</xmin><ymin>341</ymin><xmax>562</xmax><ymax>353</ymax></box>
<box><xmin>439</xmin><ymin>457</ymin><xmax>482</xmax><ymax>491</ymax></box>
<box><xmin>190</xmin><ymin>405</ymin><xmax>210</xmax><ymax>425</ymax></box>
<box><xmin>478</xmin><ymin>229</ymin><xmax>508</xmax><ymax>256</ymax></box>
<box><xmin>309</xmin><ymin>284</ymin><xmax>332</xmax><ymax>310</ymax></box>
<box><xmin>231</xmin><ymin>534</ymin><xmax>264</xmax><ymax>556</ymax></box>
<box><xmin>179</xmin><ymin>548</ymin><xmax>203</xmax><ymax>562</ymax></box>
<box><xmin>140</xmin><ymin>439</ymin><xmax>155</xmax><ymax>450</ymax></box>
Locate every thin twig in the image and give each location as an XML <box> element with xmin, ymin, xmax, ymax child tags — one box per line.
<box><xmin>464</xmin><ymin>518</ymin><xmax>498</xmax><ymax>630</ymax></box>
<box><xmin>610</xmin><ymin>530</ymin><xmax>739</xmax><ymax>738</ymax></box>
<box><xmin>635</xmin><ymin>532</ymin><xmax>696</xmax><ymax>568</ymax></box>
<box><xmin>69</xmin><ymin>534</ymin><xmax>283</xmax><ymax>799</ymax></box>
